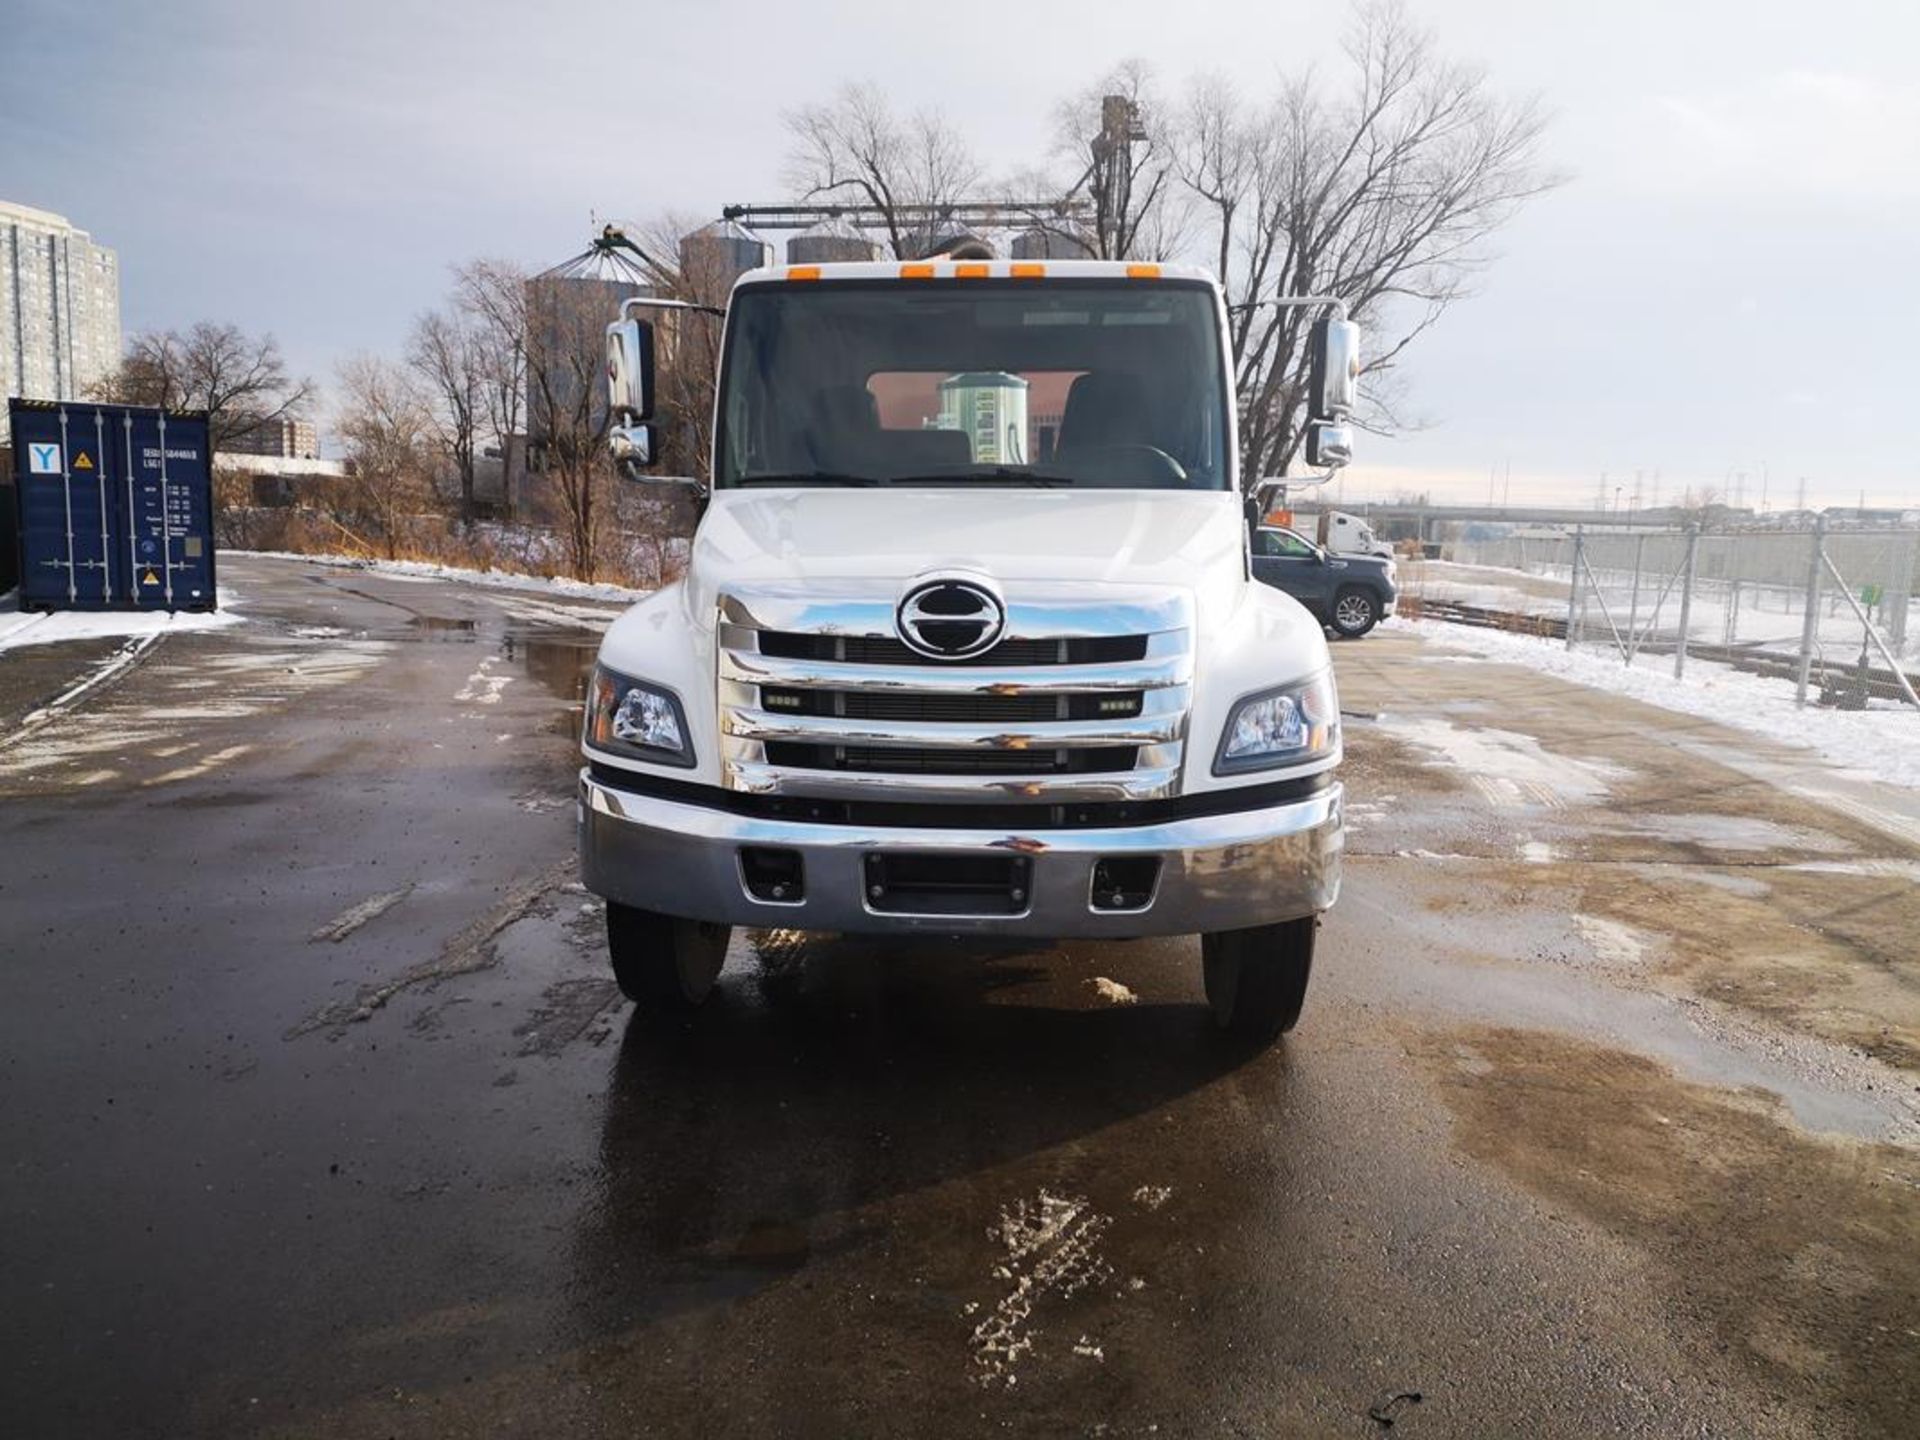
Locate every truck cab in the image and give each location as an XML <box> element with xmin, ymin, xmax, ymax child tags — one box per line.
<box><xmin>581</xmin><ymin>258</ymin><xmax>1359</xmax><ymax>1042</ymax></box>
<box><xmin>1301</xmin><ymin>508</ymin><xmax>1396</xmax><ymax>559</ymax></box>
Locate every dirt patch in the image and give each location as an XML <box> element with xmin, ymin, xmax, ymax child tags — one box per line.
<box><xmin>1418</xmin><ymin>1024</ymin><xmax>1920</xmax><ymax>1437</ymax></box>
<box><xmin>1340</xmin><ymin>723</ymin><xmax>1465</xmax><ymax>799</ymax></box>
<box><xmin>1570</xmin><ymin>862</ymin><xmax>1920</xmax><ymax>1070</ymax></box>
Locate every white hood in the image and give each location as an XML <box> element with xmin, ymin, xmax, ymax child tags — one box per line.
<box><xmin>685</xmin><ymin>488</ymin><xmax>1248</xmax><ymax>620</ymax></box>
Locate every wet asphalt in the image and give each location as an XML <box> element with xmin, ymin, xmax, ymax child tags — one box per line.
<box><xmin>1</xmin><ymin>555</ymin><xmax>1908</xmax><ymax>1438</ymax></box>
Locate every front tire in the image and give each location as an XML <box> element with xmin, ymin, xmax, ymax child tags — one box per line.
<box><xmin>1330</xmin><ymin>587</ymin><xmax>1379</xmax><ymax>638</ymax></box>
<box><xmin>605</xmin><ymin>902</ymin><xmax>731</xmax><ymax>1013</ymax></box>
<box><xmin>1202</xmin><ymin>916</ymin><xmax>1317</xmax><ymax>1042</ymax></box>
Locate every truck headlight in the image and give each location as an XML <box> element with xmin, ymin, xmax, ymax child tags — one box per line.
<box><xmin>1214</xmin><ymin>671</ymin><xmax>1339</xmax><ymax>774</ymax></box>
<box><xmin>586</xmin><ymin>665</ymin><xmax>694</xmax><ymax>767</ymax></box>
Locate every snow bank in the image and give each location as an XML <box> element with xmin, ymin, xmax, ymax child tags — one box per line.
<box><xmin>1393</xmin><ymin>617</ymin><xmax>1920</xmax><ymax>790</ymax></box>
<box><xmin>0</xmin><ymin>590</ymin><xmax>243</xmax><ymax>654</ymax></box>
<box><xmin>231</xmin><ymin>550</ymin><xmax>650</xmax><ymax>603</ymax></box>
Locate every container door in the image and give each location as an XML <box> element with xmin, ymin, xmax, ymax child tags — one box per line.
<box><xmin>123</xmin><ymin>410</ymin><xmax>217</xmax><ymax>611</ymax></box>
<box><xmin>11</xmin><ymin>404</ymin><xmax>117</xmax><ymax>609</ymax></box>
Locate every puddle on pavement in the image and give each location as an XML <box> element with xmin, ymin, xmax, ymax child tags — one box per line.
<box><xmin>1416</xmin><ymin>1023</ymin><xmax>1920</xmax><ymax>1437</ymax></box>
<box><xmin>408</xmin><ymin>614</ymin><xmax>478</xmax><ymax>635</ymax></box>
<box><xmin>1351</xmin><ymin>855</ymin><xmax>1918</xmax><ymax>1138</ymax></box>
<box><xmin>730</xmin><ymin>1219</ymin><xmax>812</xmax><ymax>1272</ymax></box>
<box><xmin>503</xmin><ymin>627</ymin><xmax>597</xmax><ymax>705</ymax></box>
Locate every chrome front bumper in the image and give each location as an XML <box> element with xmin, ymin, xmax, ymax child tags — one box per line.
<box><xmin>579</xmin><ymin>769</ymin><xmax>1343</xmax><ymax>938</ymax></box>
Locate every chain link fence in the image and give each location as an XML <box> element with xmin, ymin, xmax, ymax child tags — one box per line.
<box><xmin>1404</xmin><ymin>521</ymin><xmax>1920</xmax><ymax>710</ymax></box>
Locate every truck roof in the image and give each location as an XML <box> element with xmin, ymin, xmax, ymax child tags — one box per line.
<box><xmin>732</xmin><ymin>258</ymin><xmax>1220</xmax><ymax>290</ymax></box>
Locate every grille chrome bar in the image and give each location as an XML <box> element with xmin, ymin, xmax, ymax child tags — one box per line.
<box><xmin>725</xmin><ymin>759</ymin><xmax>1185</xmax><ymax>802</ymax></box>
<box><xmin>725</xmin><ymin>708</ymin><xmax>1184</xmax><ymax>749</ymax></box>
<box><xmin>721</xmin><ymin>637</ymin><xmax>1190</xmax><ymax>695</ymax></box>
<box><xmin>719</xmin><ymin>587</ymin><xmax>1190</xmax><ymax>641</ymax></box>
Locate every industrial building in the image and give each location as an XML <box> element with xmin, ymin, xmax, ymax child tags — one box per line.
<box><xmin>221</xmin><ymin>416</ymin><xmax>320</xmax><ymax>460</ymax></box>
<box><xmin>1</xmin><ymin>200</ymin><xmax>121</xmax><ymax>445</ymax></box>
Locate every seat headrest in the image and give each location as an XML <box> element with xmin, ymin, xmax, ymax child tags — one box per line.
<box><xmin>1059</xmin><ymin>372</ymin><xmax>1154</xmax><ymax>451</ymax></box>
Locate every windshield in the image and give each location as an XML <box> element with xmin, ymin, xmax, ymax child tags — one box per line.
<box><xmin>714</xmin><ymin>280</ymin><xmax>1231</xmax><ymax>490</ymax></box>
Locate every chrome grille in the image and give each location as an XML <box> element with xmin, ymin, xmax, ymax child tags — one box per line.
<box><xmin>758</xmin><ymin>631</ymin><xmax>1149</xmax><ymax>667</ymax></box>
<box><xmin>761</xmin><ymin>689</ymin><xmax>1144</xmax><ymax>723</ymax></box>
<box><xmin>717</xmin><ymin>584</ymin><xmax>1193</xmax><ymax>802</ymax></box>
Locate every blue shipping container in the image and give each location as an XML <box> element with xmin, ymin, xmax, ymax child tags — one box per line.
<box><xmin>8</xmin><ymin>399</ymin><xmax>218</xmax><ymax>612</ymax></box>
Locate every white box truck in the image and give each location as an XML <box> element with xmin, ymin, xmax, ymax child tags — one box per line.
<box><xmin>581</xmin><ymin>258</ymin><xmax>1359</xmax><ymax>1043</ymax></box>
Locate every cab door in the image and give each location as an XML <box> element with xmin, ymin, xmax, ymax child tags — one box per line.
<box><xmin>1250</xmin><ymin>527</ymin><xmax>1332</xmax><ymax>616</ymax></box>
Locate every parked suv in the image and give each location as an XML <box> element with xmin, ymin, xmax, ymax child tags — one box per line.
<box><xmin>1251</xmin><ymin>526</ymin><xmax>1396</xmax><ymax>638</ymax></box>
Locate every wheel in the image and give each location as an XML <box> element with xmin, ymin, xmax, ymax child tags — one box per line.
<box><xmin>1202</xmin><ymin>916</ymin><xmax>1317</xmax><ymax>1042</ymax></box>
<box><xmin>605</xmin><ymin>902</ymin><xmax>731</xmax><ymax>1012</ymax></box>
<box><xmin>1330</xmin><ymin>587</ymin><xmax>1379</xmax><ymax>638</ymax></box>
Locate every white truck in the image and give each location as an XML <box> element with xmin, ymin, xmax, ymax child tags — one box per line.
<box><xmin>580</xmin><ymin>258</ymin><xmax>1358</xmax><ymax>1042</ymax></box>
<box><xmin>1294</xmin><ymin>508</ymin><xmax>1396</xmax><ymax>559</ymax></box>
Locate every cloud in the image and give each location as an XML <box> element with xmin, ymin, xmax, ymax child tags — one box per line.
<box><xmin>1630</xmin><ymin>71</ymin><xmax>1920</xmax><ymax>202</ymax></box>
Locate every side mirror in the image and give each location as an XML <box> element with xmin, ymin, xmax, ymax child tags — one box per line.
<box><xmin>1304</xmin><ymin>420</ymin><xmax>1353</xmax><ymax>470</ymax></box>
<box><xmin>1307</xmin><ymin>318</ymin><xmax>1360</xmax><ymax>421</ymax></box>
<box><xmin>606</xmin><ymin>318</ymin><xmax>656</xmax><ymax>422</ymax></box>
<box><xmin>609</xmin><ymin>423</ymin><xmax>656</xmax><ymax>470</ymax></box>
<box><xmin>609</xmin><ymin>423</ymin><xmax>702</xmax><ymax>490</ymax></box>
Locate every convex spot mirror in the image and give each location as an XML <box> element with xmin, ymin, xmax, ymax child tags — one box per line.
<box><xmin>609</xmin><ymin>423</ymin><xmax>656</xmax><ymax>470</ymax></box>
<box><xmin>1304</xmin><ymin>420</ymin><xmax>1353</xmax><ymax>470</ymax></box>
<box><xmin>1308</xmin><ymin>318</ymin><xmax>1361</xmax><ymax>421</ymax></box>
<box><xmin>606</xmin><ymin>318</ymin><xmax>656</xmax><ymax>422</ymax></box>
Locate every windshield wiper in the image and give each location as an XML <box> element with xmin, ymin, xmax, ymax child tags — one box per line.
<box><xmin>735</xmin><ymin>471</ymin><xmax>884</xmax><ymax>487</ymax></box>
<box><xmin>889</xmin><ymin>467</ymin><xmax>1071</xmax><ymax>488</ymax></box>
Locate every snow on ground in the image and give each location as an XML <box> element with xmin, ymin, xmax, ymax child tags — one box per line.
<box><xmin>234</xmin><ymin>550</ymin><xmax>650</xmax><ymax>604</ymax></box>
<box><xmin>1378</xmin><ymin>714</ymin><xmax>1631</xmax><ymax>806</ymax></box>
<box><xmin>0</xmin><ymin>588</ymin><xmax>244</xmax><ymax>654</ymax></box>
<box><xmin>1392</xmin><ymin>617</ymin><xmax>1920</xmax><ymax>790</ymax></box>
<box><xmin>1404</xmin><ymin>559</ymin><xmax>1911</xmax><ymax>661</ymax></box>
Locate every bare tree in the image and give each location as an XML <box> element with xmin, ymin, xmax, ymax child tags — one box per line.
<box><xmin>451</xmin><ymin>259</ymin><xmax>529</xmax><ymax>499</ymax></box>
<box><xmin>1177</xmin><ymin>0</ymin><xmax>1557</xmax><ymax>485</ymax></box>
<box><xmin>630</xmin><ymin>212</ymin><xmax>728</xmax><ymax>503</ymax></box>
<box><xmin>406</xmin><ymin>307</ymin><xmax>484</xmax><ymax>522</ymax></box>
<box><xmin>334</xmin><ymin>354</ymin><xmax>436</xmax><ymax>558</ymax></box>
<box><xmin>97</xmin><ymin>322</ymin><xmax>313</xmax><ymax>451</ymax></box>
<box><xmin>1675</xmin><ymin>486</ymin><xmax>1728</xmax><ymax>527</ymax></box>
<box><xmin>522</xmin><ymin>274</ymin><xmax>625</xmax><ymax>581</ymax></box>
<box><xmin>783</xmin><ymin>84</ymin><xmax>983</xmax><ymax>258</ymax></box>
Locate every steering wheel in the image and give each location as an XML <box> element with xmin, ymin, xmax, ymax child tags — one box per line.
<box><xmin>1061</xmin><ymin>445</ymin><xmax>1190</xmax><ymax>487</ymax></box>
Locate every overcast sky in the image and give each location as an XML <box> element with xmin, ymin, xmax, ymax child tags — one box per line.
<box><xmin>5</xmin><ymin>0</ymin><xmax>1916</xmax><ymax>509</ymax></box>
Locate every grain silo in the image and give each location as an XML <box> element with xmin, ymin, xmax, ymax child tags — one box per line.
<box><xmin>1011</xmin><ymin>226</ymin><xmax>1094</xmax><ymax>260</ymax></box>
<box><xmin>786</xmin><ymin>218</ymin><xmax>884</xmax><ymax>264</ymax></box>
<box><xmin>678</xmin><ymin>219</ymin><xmax>772</xmax><ymax>293</ymax></box>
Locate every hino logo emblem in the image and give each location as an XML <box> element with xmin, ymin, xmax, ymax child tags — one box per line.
<box><xmin>896</xmin><ymin>579</ymin><xmax>1006</xmax><ymax>660</ymax></box>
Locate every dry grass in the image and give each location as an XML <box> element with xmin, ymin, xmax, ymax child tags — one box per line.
<box><xmin>215</xmin><ymin>504</ymin><xmax>684</xmax><ymax>590</ymax></box>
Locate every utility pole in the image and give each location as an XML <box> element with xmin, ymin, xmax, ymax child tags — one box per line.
<box><xmin>1794</xmin><ymin>511</ymin><xmax>1827</xmax><ymax>707</ymax></box>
